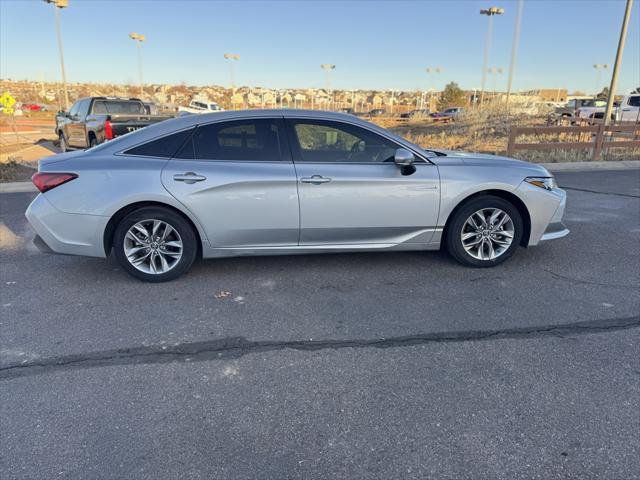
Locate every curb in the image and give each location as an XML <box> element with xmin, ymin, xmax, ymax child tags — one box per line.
<box><xmin>541</xmin><ymin>160</ymin><xmax>640</xmax><ymax>172</ymax></box>
<box><xmin>0</xmin><ymin>182</ymin><xmax>36</xmax><ymax>193</ymax></box>
<box><xmin>0</xmin><ymin>161</ymin><xmax>638</xmax><ymax>194</ymax></box>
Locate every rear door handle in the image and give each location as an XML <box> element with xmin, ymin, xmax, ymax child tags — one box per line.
<box><xmin>173</xmin><ymin>172</ymin><xmax>207</xmax><ymax>184</ymax></box>
<box><xmin>300</xmin><ymin>175</ymin><xmax>332</xmax><ymax>185</ymax></box>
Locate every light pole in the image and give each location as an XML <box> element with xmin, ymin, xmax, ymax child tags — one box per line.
<box><xmin>479</xmin><ymin>6</ymin><xmax>504</xmax><ymax>108</ymax></box>
<box><xmin>129</xmin><ymin>32</ymin><xmax>146</xmax><ymax>98</ymax></box>
<box><xmin>43</xmin><ymin>0</ymin><xmax>69</xmax><ymax>110</ymax></box>
<box><xmin>224</xmin><ymin>53</ymin><xmax>240</xmax><ymax>90</ymax></box>
<box><xmin>321</xmin><ymin>64</ymin><xmax>335</xmax><ymax>109</ymax></box>
<box><xmin>505</xmin><ymin>0</ymin><xmax>524</xmax><ymax>105</ymax></box>
<box><xmin>593</xmin><ymin>64</ymin><xmax>609</xmax><ymax>97</ymax></box>
<box><xmin>425</xmin><ymin>67</ymin><xmax>442</xmax><ymax>111</ymax></box>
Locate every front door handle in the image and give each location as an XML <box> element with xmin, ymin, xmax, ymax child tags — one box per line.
<box><xmin>173</xmin><ymin>172</ymin><xmax>207</xmax><ymax>184</ymax></box>
<box><xmin>300</xmin><ymin>175</ymin><xmax>332</xmax><ymax>185</ymax></box>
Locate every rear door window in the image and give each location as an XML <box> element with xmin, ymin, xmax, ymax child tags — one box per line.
<box><xmin>175</xmin><ymin>119</ymin><xmax>283</xmax><ymax>161</ymax></box>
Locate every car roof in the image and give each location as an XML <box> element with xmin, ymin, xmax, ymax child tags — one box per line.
<box><xmin>89</xmin><ymin>108</ymin><xmax>430</xmax><ymax>158</ymax></box>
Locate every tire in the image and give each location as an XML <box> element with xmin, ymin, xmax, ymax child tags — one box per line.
<box><xmin>89</xmin><ymin>136</ymin><xmax>98</xmax><ymax>148</ymax></box>
<box><xmin>445</xmin><ymin>195</ymin><xmax>523</xmax><ymax>268</ymax></box>
<box><xmin>59</xmin><ymin>132</ymin><xmax>67</xmax><ymax>153</ymax></box>
<box><xmin>113</xmin><ymin>207</ymin><xmax>198</xmax><ymax>282</ymax></box>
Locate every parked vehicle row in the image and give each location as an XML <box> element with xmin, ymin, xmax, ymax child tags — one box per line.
<box><xmin>28</xmin><ymin>110</ymin><xmax>568</xmax><ymax>282</ymax></box>
<box><xmin>554</xmin><ymin>94</ymin><xmax>640</xmax><ymax>122</ymax></box>
<box><xmin>577</xmin><ymin>93</ymin><xmax>640</xmax><ymax>122</ymax></box>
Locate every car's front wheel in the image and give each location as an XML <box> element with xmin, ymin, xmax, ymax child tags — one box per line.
<box><xmin>113</xmin><ymin>207</ymin><xmax>198</xmax><ymax>282</ymax></box>
<box><xmin>445</xmin><ymin>195</ymin><xmax>523</xmax><ymax>268</ymax></box>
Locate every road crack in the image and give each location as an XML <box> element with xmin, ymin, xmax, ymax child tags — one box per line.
<box><xmin>542</xmin><ymin>268</ymin><xmax>639</xmax><ymax>289</ymax></box>
<box><xmin>560</xmin><ymin>186</ymin><xmax>640</xmax><ymax>199</ymax></box>
<box><xmin>1</xmin><ymin>316</ymin><xmax>639</xmax><ymax>381</ymax></box>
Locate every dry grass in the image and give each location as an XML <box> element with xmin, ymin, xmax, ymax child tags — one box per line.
<box><xmin>0</xmin><ymin>157</ymin><xmax>36</xmax><ymax>182</ymax></box>
<box><xmin>380</xmin><ymin>104</ymin><xmax>640</xmax><ymax>163</ymax></box>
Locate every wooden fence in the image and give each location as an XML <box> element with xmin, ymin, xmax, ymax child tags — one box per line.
<box><xmin>507</xmin><ymin>121</ymin><xmax>640</xmax><ymax>160</ymax></box>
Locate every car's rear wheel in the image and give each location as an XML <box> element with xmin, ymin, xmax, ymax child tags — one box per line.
<box><xmin>113</xmin><ymin>207</ymin><xmax>198</xmax><ymax>282</ymax></box>
<box><xmin>445</xmin><ymin>196</ymin><xmax>523</xmax><ymax>268</ymax></box>
<box><xmin>89</xmin><ymin>136</ymin><xmax>98</xmax><ymax>148</ymax></box>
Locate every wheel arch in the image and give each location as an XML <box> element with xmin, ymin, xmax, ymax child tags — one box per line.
<box><xmin>103</xmin><ymin>201</ymin><xmax>204</xmax><ymax>257</ymax></box>
<box><xmin>442</xmin><ymin>189</ymin><xmax>531</xmax><ymax>247</ymax></box>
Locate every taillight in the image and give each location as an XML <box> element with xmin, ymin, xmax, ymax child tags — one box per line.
<box><xmin>104</xmin><ymin>120</ymin><xmax>113</xmax><ymax>140</ymax></box>
<box><xmin>31</xmin><ymin>172</ymin><xmax>78</xmax><ymax>193</ymax></box>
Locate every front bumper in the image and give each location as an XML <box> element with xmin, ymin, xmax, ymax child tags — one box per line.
<box><xmin>540</xmin><ymin>222</ymin><xmax>570</xmax><ymax>241</ymax></box>
<box><xmin>25</xmin><ymin>194</ymin><xmax>108</xmax><ymax>258</ymax></box>
<box><xmin>516</xmin><ymin>181</ymin><xmax>568</xmax><ymax>246</ymax></box>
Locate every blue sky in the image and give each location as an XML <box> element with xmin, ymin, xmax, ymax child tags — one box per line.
<box><xmin>1</xmin><ymin>0</ymin><xmax>638</xmax><ymax>94</ymax></box>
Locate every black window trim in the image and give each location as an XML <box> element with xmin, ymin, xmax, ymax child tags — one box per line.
<box><xmin>283</xmin><ymin>117</ymin><xmax>433</xmax><ymax>166</ymax></box>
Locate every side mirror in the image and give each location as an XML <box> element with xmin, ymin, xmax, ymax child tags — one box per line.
<box><xmin>394</xmin><ymin>148</ymin><xmax>416</xmax><ymax>175</ymax></box>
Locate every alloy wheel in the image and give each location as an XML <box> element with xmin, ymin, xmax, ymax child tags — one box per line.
<box><xmin>460</xmin><ymin>208</ymin><xmax>514</xmax><ymax>261</ymax></box>
<box><xmin>123</xmin><ymin>219</ymin><xmax>183</xmax><ymax>274</ymax></box>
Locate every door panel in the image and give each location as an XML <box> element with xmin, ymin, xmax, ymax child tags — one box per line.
<box><xmin>295</xmin><ymin>162</ymin><xmax>440</xmax><ymax>245</ymax></box>
<box><xmin>285</xmin><ymin>118</ymin><xmax>440</xmax><ymax>246</ymax></box>
<box><xmin>161</xmin><ymin>118</ymin><xmax>299</xmax><ymax>248</ymax></box>
<box><xmin>162</xmin><ymin>160</ymin><xmax>299</xmax><ymax>247</ymax></box>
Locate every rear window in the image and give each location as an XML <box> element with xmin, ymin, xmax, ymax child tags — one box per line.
<box><xmin>123</xmin><ymin>129</ymin><xmax>194</xmax><ymax>158</ymax></box>
<box><xmin>92</xmin><ymin>101</ymin><xmax>146</xmax><ymax>115</ymax></box>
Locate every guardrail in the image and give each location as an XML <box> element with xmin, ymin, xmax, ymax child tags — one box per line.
<box><xmin>507</xmin><ymin>121</ymin><xmax>640</xmax><ymax>160</ymax></box>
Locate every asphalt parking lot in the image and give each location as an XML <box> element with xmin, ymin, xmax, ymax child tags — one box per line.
<box><xmin>1</xmin><ymin>169</ymin><xmax>639</xmax><ymax>479</ymax></box>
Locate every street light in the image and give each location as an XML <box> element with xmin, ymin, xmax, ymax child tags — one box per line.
<box><xmin>224</xmin><ymin>53</ymin><xmax>240</xmax><ymax>90</ymax></box>
<box><xmin>479</xmin><ymin>6</ymin><xmax>504</xmax><ymax>108</ymax></box>
<box><xmin>129</xmin><ymin>32</ymin><xmax>146</xmax><ymax>98</ymax></box>
<box><xmin>321</xmin><ymin>64</ymin><xmax>335</xmax><ymax>109</ymax></box>
<box><xmin>593</xmin><ymin>64</ymin><xmax>609</xmax><ymax>97</ymax></box>
<box><xmin>425</xmin><ymin>67</ymin><xmax>442</xmax><ymax>111</ymax></box>
<box><xmin>43</xmin><ymin>0</ymin><xmax>69</xmax><ymax>110</ymax></box>
<box><xmin>505</xmin><ymin>0</ymin><xmax>524</xmax><ymax>105</ymax></box>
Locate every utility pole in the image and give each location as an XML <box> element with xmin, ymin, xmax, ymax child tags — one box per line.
<box><xmin>320</xmin><ymin>64</ymin><xmax>335</xmax><ymax>92</ymax></box>
<box><xmin>224</xmin><ymin>53</ymin><xmax>240</xmax><ymax>90</ymax></box>
<box><xmin>479</xmin><ymin>6</ymin><xmax>504</xmax><ymax>108</ymax></box>
<box><xmin>43</xmin><ymin>0</ymin><xmax>69</xmax><ymax>110</ymax></box>
<box><xmin>602</xmin><ymin>0</ymin><xmax>634</xmax><ymax>128</ymax></box>
<box><xmin>487</xmin><ymin>67</ymin><xmax>504</xmax><ymax>97</ymax></box>
<box><xmin>425</xmin><ymin>67</ymin><xmax>442</xmax><ymax>111</ymax></box>
<box><xmin>593</xmin><ymin>64</ymin><xmax>609</xmax><ymax>96</ymax></box>
<box><xmin>320</xmin><ymin>64</ymin><xmax>335</xmax><ymax>109</ymax></box>
<box><xmin>505</xmin><ymin>0</ymin><xmax>524</xmax><ymax>104</ymax></box>
<box><xmin>129</xmin><ymin>33</ymin><xmax>146</xmax><ymax>98</ymax></box>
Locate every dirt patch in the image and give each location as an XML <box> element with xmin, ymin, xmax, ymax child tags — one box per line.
<box><xmin>0</xmin><ymin>159</ymin><xmax>36</xmax><ymax>182</ymax></box>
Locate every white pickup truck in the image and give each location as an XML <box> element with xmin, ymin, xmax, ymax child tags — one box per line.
<box><xmin>576</xmin><ymin>93</ymin><xmax>640</xmax><ymax>122</ymax></box>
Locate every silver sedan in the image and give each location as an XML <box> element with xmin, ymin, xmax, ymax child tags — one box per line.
<box><xmin>26</xmin><ymin>110</ymin><xmax>568</xmax><ymax>282</ymax></box>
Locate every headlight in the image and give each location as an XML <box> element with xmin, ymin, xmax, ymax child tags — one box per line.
<box><xmin>525</xmin><ymin>176</ymin><xmax>557</xmax><ymax>191</ymax></box>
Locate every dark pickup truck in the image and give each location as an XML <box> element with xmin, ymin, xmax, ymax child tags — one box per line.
<box><xmin>55</xmin><ymin>97</ymin><xmax>173</xmax><ymax>151</ymax></box>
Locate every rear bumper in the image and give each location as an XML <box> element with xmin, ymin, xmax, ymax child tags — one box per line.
<box><xmin>25</xmin><ymin>194</ymin><xmax>108</xmax><ymax>258</ymax></box>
